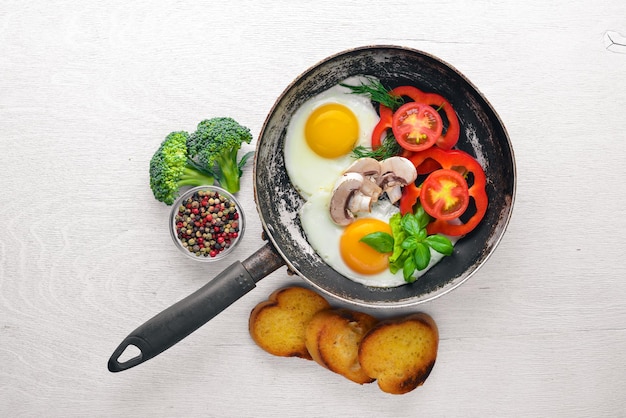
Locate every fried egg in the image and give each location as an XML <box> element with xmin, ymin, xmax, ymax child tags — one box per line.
<box><xmin>285</xmin><ymin>76</ymin><xmax>455</xmax><ymax>287</ymax></box>
<box><xmin>284</xmin><ymin>76</ymin><xmax>380</xmax><ymax>197</ymax></box>
<box><xmin>299</xmin><ymin>190</ymin><xmax>452</xmax><ymax>288</ymax></box>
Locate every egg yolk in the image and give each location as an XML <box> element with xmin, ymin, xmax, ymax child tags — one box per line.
<box><xmin>340</xmin><ymin>218</ymin><xmax>392</xmax><ymax>275</ymax></box>
<box><xmin>305</xmin><ymin>103</ymin><xmax>359</xmax><ymax>158</ymax></box>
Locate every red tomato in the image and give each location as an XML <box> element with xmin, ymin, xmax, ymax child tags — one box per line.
<box><xmin>420</xmin><ymin>169</ymin><xmax>470</xmax><ymax>221</ymax></box>
<box><xmin>399</xmin><ymin>147</ymin><xmax>488</xmax><ymax>236</ymax></box>
<box><xmin>391</xmin><ymin>86</ymin><xmax>460</xmax><ymax>150</ymax></box>
<box><xmin>391</xmin><ymin>102</ymin><xmax>443</xmax><ymax>152</ymax></box>
<box><xmin>420</xmin><ymin>92</ymin><xmax>460</xmax><ymax>150</ymax></box>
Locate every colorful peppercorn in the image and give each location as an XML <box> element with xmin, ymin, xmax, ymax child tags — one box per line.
<box><xmin>173</xmin><ymin>189</ymin><xmax>242</xmax><ymax>258</ymax></box>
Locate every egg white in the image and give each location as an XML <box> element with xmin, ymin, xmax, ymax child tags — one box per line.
<box><xmin>284</xmin><ymin>76</ymin><xmax>380</xmax><ymax>197</ymax></box>
<box><xmin>287</xmin><ymin>75</ymin><xmax>456</xmax><ymax>288</ymax></box>
<box><xmin>299</xmin><ymin>190</ymin><xmax>453</xmax><ymax>288</ymax></box>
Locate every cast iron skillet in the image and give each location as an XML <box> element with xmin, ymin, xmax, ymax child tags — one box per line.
<box><xmin>108</xmin><ymin>45</ymin><xmax>516</xmax><ymax>372</ymax></box>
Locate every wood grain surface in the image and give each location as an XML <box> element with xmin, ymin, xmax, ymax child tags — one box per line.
<box><xmin>2</xmin><ymin>1</ymin><xmax>626</xmax><ymax>416</ymax></box>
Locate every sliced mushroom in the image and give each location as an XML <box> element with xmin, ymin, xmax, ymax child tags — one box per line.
<box><xmin>378</xmin><ymin>156</ymin><xmax>418</xmax><ymax>204</ymax></box>
<box><xmin>329</xmin><ymin>157</ymin><xmax>418</xmax><ymax>225</ymax></box>
<box><xmin>345</xmin><ymin>157</ymin><xmax>381</xmax><ymax>178</ymax></box>
<box><xmin>344</xmin><ymin>157</ymin><xmax>383</xmax><ymax>202</ymax></box>
<box><xmin>347</xmin><ymin>192</ymin><xmax>372</xmax><ymax>214</ymax></box>
<box><xmin>358</xmin><ymin>179</ymin><xmax>382</xmax><ymax>203</ymax></box>
<box><xmin>329</xmin><ymin>172</ymin><xmax>376</xmax><ymax>226</ymax></box>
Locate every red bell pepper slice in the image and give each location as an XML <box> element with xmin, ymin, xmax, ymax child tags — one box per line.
<box><xmin>416</xmin><ymin>157</ymin><xmax>442</xmax><ymax>174</ymax></box>
<box><xmin>391</xmin><ymin>85</ymin><xmax>425</xmax><ymax>102</ymax></box>
<box><xmin>391</xmin><ymin>86</ymin><xmax>460</xmax><ymax>150</ymax></box>
<box><xmin>371</xmin><ymin>104</ymin><xmax>393</xmax><ymax>149</ymax></box>
<box><xmin>399</xmin><ymin>183</ymin><xmax>421</xmax><ymax>215</ymax></box>
<box><xmin>400</xmin><ymin>147</ymin><xmax>488</xmax><ymax>236</ymax></box>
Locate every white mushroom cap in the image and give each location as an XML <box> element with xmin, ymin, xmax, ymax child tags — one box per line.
<box><xmin>328</xmin><ymin>156</ymin><xmax>417</xmax><ymax>225</ymax></box>
<box><xmin>378</xmin><ymin>156</ymin><xmax>418</xmax><ymax>204</ymax></box>
<box><xmin>344</xmin><ymin>157</ymin><xmax>381</xmax><ymax>178</ymax></box>
<box><xmin>329</xmin><ymin>173</ymin><xmax>368</xmax><ymax>226</ymax></box>
<box><xmin>344</xmin><ymin>157</ymin><xmax>382</xmax><ymax>202</ymax></box>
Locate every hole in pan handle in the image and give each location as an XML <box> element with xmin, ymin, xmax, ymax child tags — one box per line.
<box><xmin>107</xmin><ymin>242</ymin><xmax>285</xmax><ymax>372</ymax></box>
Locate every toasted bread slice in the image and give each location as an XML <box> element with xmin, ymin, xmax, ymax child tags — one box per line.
<box><xmin>358</xmin><ymin>312</ymin><xmax>438</xmax><ymax>394</ymax></box>
<box><xmin>249</xmin><ymin>286</ymin><xmax>330</xmax><ymax>359</ymax></box>
<box><xmin>305</xmin><ymin>308</ymin><xmax>378</xmax><ymax>384</ymax></box>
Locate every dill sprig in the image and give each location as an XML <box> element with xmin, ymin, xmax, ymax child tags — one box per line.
<box><xmin>351</xmin><ymin>133</ymin><xmax>403</xmax><ymax>161</ymax></box>
<box><xmin>341</xmin><ymin>76</ymin><xmax>404</xmax><ymax>111</ymax></box>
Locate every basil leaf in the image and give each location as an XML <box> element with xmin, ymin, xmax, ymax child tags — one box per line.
<box><xmin>401</xmin><ymin>213</ymin><xmax>421</xmax><ymax>236</ymax></box>
<box><xmin>414</xmin><ymin>205</ymin><xmax>431</xmax><ymax>230</ymax></box>
<box><xmin>413</xmin><ymin>242</ymin><xmax>431</xmax><ymax>271</ymax></box>
<box><xmin>401</xmin><ymin>235</ymin><xmax>418</xmax><ymax>250</ymax></box>
<box><xmin>403</xmin><ymin>256</ymin><xmax>417</xmax><ymax>283</ymax></box>
<box><xmin>413</xmin><ymin>227</ymin><xmax>427</xmax><ymax>241</ymax></box>
<box><xmin>360</xmin><ymin>232</ymin><xmax>394</xmax><ymax>253</ymax></box>
<box><xmin>425</xmin><ymin>234</ymin><xmax>454</xmax><ymax>255</ymax></box>
<box><xmin>389</xmin><ymin>250</ymin><xmax>408</xmax><ymax>274</ymax></box>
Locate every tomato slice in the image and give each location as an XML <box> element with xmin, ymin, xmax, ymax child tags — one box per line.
<box><xmin>399</xmin><ymin>147</ymin><xmax>488</xmax><ymax>236</ymax></box>
<box><xmin>392</xmin><ymin>102</ymin><xmax>443</xmax><ymax>152</ymax></box>
<box><xmin>419</xmin><ymin>92</ymin><xmax>459</xmax><ymax>150</ymax></box>
<box><xmin>420</xmin><ymin>169</ymin><xmax>469</xmax><ymax>221</ymax></box>
<box><xmin>391</xmin><ymin>86</ymin><xmax>460</xmax><ymax>150</ymax></box>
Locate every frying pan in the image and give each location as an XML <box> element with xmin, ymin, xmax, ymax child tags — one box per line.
<box><xmin>108</xmin><ymin>45</ymin><xmax>516</xmax><ymax>372</ymax></box>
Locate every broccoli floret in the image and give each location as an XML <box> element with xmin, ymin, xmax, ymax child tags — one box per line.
<box><xmin>149</xmin><ymin>131</ymin><xmax>215</xmax><ymax>205</ymax></box>
<box><xmin>187</xmin><ymin>117</ymin><xmax>254</xmax><ymax>194</ymax></box>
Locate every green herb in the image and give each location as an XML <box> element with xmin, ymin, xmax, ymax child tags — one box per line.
<box><xmin>388</xmin><ymin>212</ymin><xmax>408</xmax><ymax>274</ymax></box>
<box><xmin>359</xmin><ymin>231</ymin><xmax>394</xmax><ymax>253</ymax></box>
<box><xmin>351</xmin><ymin>133</ymin><xmax>402</xmax><ymax>161</ymax></box>
<box><xmin>361</xmin><ymin>207</ymin><xmax>454</xmax><ymax>283</ymax></box>
<box><xmin>341</xmin><ymin>76</ymin><xmax>404</xmax><ymax>111</ymax></box>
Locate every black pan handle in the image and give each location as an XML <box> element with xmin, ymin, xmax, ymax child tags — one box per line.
<box><xmin>108</xmin><ymin>242</ymin><xmax>285</xmax><ymax>372</ymax></box>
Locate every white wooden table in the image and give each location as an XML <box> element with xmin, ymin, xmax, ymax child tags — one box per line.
<box><xmin>2</xmin><ymin>1</ymin><xmax>625</xmax><ymax>416</ymax></box>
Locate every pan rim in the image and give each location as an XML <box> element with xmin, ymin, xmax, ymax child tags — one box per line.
<box><xmin>253</xmin><ymin>45</ymin><xmax>516</xmax><ymax>308</ymax></box>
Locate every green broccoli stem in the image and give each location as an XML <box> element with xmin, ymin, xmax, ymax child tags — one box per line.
<box><xmin>215</xmin><ymin>147</ymin><xmax>242</xmax><ymax>193</ymax></box>
<box><xmin>178</xmin><ymin>165</ymin><xmax>215</xmax><ymax>187</ymax></box>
